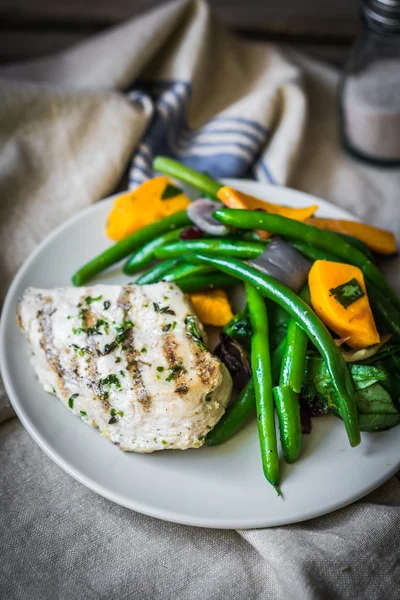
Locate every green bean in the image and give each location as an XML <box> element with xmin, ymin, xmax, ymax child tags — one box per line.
<box><xmin>153</xmin><ymin>157</ymin><xmax>222</xmax><ymax>198</ymax></box>
<box><xmin>135</xmin><ymin>259</ymin><xmax>181</xmax><ymax>285</ymax></box>
<box><xmin>72</xmin><ymin>211</ymin><xmax>191</xmax><ymax>286</ymax></box>
<box><xmin>214</xmin><ymin>209</ymin><xmax>400</xmax><ymax>313</ymax></box>
<box><xmin>336</xmin><ymin>232</ymin><xmax>376</xmax><ymax>262</ymax></box>
<box><xmin>160</xmin><ymin>264</ymin><xmax>215</xmax><ymax>283</ymax></box>
<box><xmin>273</xmin><ymin>286</ymin><xmax>310</xmax><ymax>464</ymax></box>
<box><xmin>177</xmin><ymin>273</ymin><xmax>237</xmax><ymax>293</ymax></box>
<box><xmin>123</xmin><ymin>228</ymin><xmax>185</xmax><ymax>275</ymax></box>
<box><xmin>246</xmin><ymin>283</ymin><xmax>280</xmax><ymax>493</ymax></box>
<box><xmin>155</xmin><ymin>239</ymin><xmax>266</xmax><ymax>260</ymax></box>
<box><xmin>187</xmin><ymin>253</ymin><xmax>360</xmax><ymax>447</ymax></box>
<box><xmin>290</xmin><ymin>241</ymin><xmax>340</xmax><ymax>264</ymax></box>
<box><xmin>206</xmin><ymin>379</ymin><xmax>255</xmax><ymax>446</ymax></box>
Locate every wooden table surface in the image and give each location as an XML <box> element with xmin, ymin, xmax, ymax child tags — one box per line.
<box><xmin>0</xmin><ymin>0</ymin><xmax>358</xmax><ymax>65</ymax></box>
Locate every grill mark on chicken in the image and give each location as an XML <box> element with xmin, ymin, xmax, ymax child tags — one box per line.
<box><xmin>37</xmin><ymin>299</ymin><xmax>68</xmax><ymax>398</ymax></box>
<box><xmin>192</xmin><ymin>347</ymin><xmax>216</xmax><ymax>386</ymax></box>
<box><xmin>79</xmin><ymin>297</ymin><xmax>109</xmax><ymax>408</ymax></box>
<box><xmin>162</xmin><ymin>333</ymin><xmax>188</xmax><ymax>394</ymax></box>
<box><xmin>118</xmin><ymin>288</ymin><xmax>151</xmax><ymax>410</ymax></box>
<box><xmin>16</xmin><ymin>305</ymin><xmax>23</xmax><ymax>330</ymax></box>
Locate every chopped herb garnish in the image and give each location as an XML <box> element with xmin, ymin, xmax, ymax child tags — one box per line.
<box><xmin>153</xmin><ymin>302</ymin><xmax>160</xmax><ymax>312</ymax></box>
<box><xmin>165</xmin><ymin>363</ymin><xmax>186</xmax><ymax>381</ymax></box>
<box><xmin>73</xmin><ymin>319</ymin><xmax>109</xmax><ymax>336</ymax></box>
<box><xmin>329</xmin><ymin>278</ymin><xmax>365</xmax><ymax>309</ymax></box>
<box><xmin>161</xmin><ymin>183</ymin><xmax>183</xmax><ymax>200</ymax></box>
<box><xmin>102</xmin><ymin>341</ymin><xmax>117</xmax><ymax>356</ymax></box>
<box><xmin>174</xmin><ymin>385</ymin><xmax>188</xmax><ymax>394</ymax></box>
<box><xmin>115</xmin><ymin>320</ymin><xmax>134</xmax><ymax>344</ymax></box>
<box><xmin>115</xmin><ymin>321</ymin><xmax>134</xmax><ymax>332</ymax></box>
<box><xmin>66</xmin><ymin>316</ymin><xmax>72</xmax><ymax>320</ymax></box>
<box><xmin>153</xmin><ymin>437</ymin><xmax>157</xmax><ymax>442</ymax></box>
<box><xmin>68</xmin><ymin>393</ymin><xmax>79</xmax><ymax>409</ymax></box>
<box><xmin>103</xmin><ymin>300</ymin><xmax>111</xmax><ymax>311</ymax></box>
<box><xmin>185</xmin><ymin>315</ymin><xmax>205</xmax><ymax>348</ymax></box>
<box><xmin>161</xmin><ymin>439</ymin><xmax>168</xmax><ymax>445</ymax></box>
<box><xmin>119</xmin><ymin>370</ymin><xmax>125</xmax><ymax>377</ymax></box>
<box><xmin>85</xmin><ymin>295</ymin><xmax>102</xmax><ymax>305</ymax></box>
<box><xmin>99</xmin><ymin>374</ymin><xmax>122</xmax><ymax>390</ymax></box>
<box><xmin>115</xmin><ymin>357</ymin><xmax>121</xmax><ymax>363</ymax></box>
<box><xmin>110</xmin><ymin>408</ymin><xmax>117</xmax><ymax>417</ymax></box>
<box><xmin>71</xmin><ymin>343</ymin><xmax>91</xmax><ymax>357</ymax></box>
<box><xmin>156</xmin><ymin>366</ymin><xmax>164</xmax><ymax>372</ymax></box>
<box><xmin>160</xmin><ymin>305</ymin><xmax>175</xmax><ymax>315</ymax></box>
<box><xmin>198</xmin><ymin>434</ymin><xmax>205</xmax><ymax>441</ymax></box>
<box><xmin>163</xmin><ymin>296</ymin><xmax>169</xmax><ymax>301</ymax></box>
<box><xmin>162</xmin><ymin>324</ymin><xmax>171</xmax><ymax>332</ymax></box>
<box><xmin>52</xmin><ymin>387</ymin><xmax>56</xmax><ymax>395</ymax></box>
<box><xmin>171</xmin><ymin>321</ymin><xmax>177</xmax><ymax>331</ymax></box>
<box><xmin>141</xmin><ymin>347</ymin><xmax>147</xmax><ymax>353</ymax></box>
<box><xmin>80</xmin><ymin>410</ymin><xmax>87</xmax><ymax>417</ymax></box>
<box><xmin>108</xmin><ymin>416</ymin><xmax>117</xmax><ymax>425</ymax></box>
<box><xmin>78</xmin><ymin>307</ymin><xmax>88</xmax><ymax>320</ymax></box>
<box><xmin>117</xmin><ymin>410</ymin><xmax>124</xmax><ymax>418</ymax></box>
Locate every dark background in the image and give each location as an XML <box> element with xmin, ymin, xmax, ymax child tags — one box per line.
<box><xmin>0</xmin><ymin>0</ymin><xmax>360</xmax><ymax>65</ymax></box>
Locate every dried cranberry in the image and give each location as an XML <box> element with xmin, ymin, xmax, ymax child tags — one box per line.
<box><xmin>300</xmin><ymin>405</ymin><xmax>312</xmax><ymax>435</ymax></box>
<box><xmin>180</xmin><ymin>226</ymin><xmax>203</xmax><ymax>240</ymax></box>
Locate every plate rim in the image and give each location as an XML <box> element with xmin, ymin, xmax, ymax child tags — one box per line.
<box><xmin>2</xmin><ymin>180</ymin><xmax>399</xmax><ymax>529</ymax></box>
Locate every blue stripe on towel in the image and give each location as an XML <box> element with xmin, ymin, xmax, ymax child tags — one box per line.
<box><xmin>127</xmin><ymin>80</ymin><xmax>274</xmax><ymax>187</ymax></box>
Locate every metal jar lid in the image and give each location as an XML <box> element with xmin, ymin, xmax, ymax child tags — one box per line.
<box><xmin>362</xmin><ymin>0</ymin><xmax>400</xmax><ymax>30</ymax></box>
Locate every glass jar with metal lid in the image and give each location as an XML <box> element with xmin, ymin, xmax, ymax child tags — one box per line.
<box><xmin>339</xmin><ymin>0</ymin><xmax>400</xmax><ymax>165</ymax></box>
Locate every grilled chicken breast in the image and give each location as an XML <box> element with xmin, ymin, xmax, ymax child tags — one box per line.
<box><xmin>17</xmin><ymin>283</ymin><xmax>232</xmax><ymax>452</ymax></box>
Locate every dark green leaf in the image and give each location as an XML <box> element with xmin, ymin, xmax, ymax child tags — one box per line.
<box><xmin>85</xmin><ymin>295</ymin><xmax>102</xmax><ymax>305</ymax></box>
<box><xmin>329</xmin><ymin>277</ymin><xmax>364</xmax><ymax>308</ymax></box>
<box><xmin>357</xmin><ymin>384</ymin><xmax>398</xmax><ymax>415</ymax></box>
<box><xmin>161</xmin><ymin>183</ymin><xmax>183</xmax><ymax>200</ymax></box>
<box><xmin>359</xmin><ymin>413</ymin><xmax>400</xmax><ymax>432</ymax></box>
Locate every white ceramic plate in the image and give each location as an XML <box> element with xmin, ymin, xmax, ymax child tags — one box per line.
<box><xmin>1</xmin><ymin>180</ymin><xmax>399</xmax><ymax>529</ymax></box>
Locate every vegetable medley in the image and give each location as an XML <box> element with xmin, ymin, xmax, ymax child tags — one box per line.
<box><xmin>72</xmin><ymin>157</ymin><xmax>400</xmax><ymax>494</ymax></box>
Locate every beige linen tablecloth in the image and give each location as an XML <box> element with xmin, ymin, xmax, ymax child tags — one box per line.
<box><xmin>1</xmin><ymin>1</ymin><xmax>400</xmax><ymax>598</ymax></box>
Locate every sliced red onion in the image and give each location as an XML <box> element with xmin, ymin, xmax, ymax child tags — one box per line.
<box><xmin>179</xmin><ymin>226</ymin><xmax>204</xmax><ymax>240</ymax></box>
<box><xmin>187</xmin><ymin>198</ymin><xmax>228</xmax><ymax>236</ymax></box>
<box><xmin>249</xmin><ymin>237</ymin><xmax>311</xmax><ymax>292</ymax></box>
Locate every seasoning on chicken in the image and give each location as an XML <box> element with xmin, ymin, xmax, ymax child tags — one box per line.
<box><xmin>17</xmin><ymin>283</ymin><xmax>232</xmax><ymax>452</ymax></box>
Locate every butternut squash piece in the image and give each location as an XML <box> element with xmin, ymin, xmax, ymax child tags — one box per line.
<box><xmin>217</xmin><ymin>186</ymin><xmax>318</xmax><ymax>241</ymax></box>
<box><xmin>106</xmin><ymin>176</ymin><xmax>190</xmax><ymax>241</ymax></box>
<box><xmin>189</xmin><ymin>289</ymin><xmax>234</xmax><ymax>327</ymax></box>
<box><xmin>309</xmin><ymin>260</ymin><xmax>380</xmax><ymax>350</ymax></box>
<box><xmin>306</xmin><ymin>217</ymin><xmax>396</xmax><ymax>256</ymax></box>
